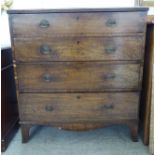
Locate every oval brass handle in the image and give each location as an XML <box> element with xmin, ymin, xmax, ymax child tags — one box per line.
<box><xmin>106</xmin><ymin>19</ymin><xmax>117</xmax><ymax>27</ymax></box>
<box><xmin>105</xmin><ymin>47</ymin><xmax>116</xmax><ymax>54</ymax></box>
<box><xmin>103</xmin><ymin>104</ymin><xmax>114</xmax><ymax>109</ymax></box>
<box><xmin>104</xmin><ymin>73</ymin><xmax>115</xmax><ymax>80</ymax></box>
<box><xmin>39</xmin><ymin>19</ymin><xmax>50</xmax><ymax>28</ymax></box>
<box><xmin>45</xmin><ymin>105</ymin><xmax>54</xmax><ymax>112</ymax></box>
<box><xmin>40</xmin><ymin>45</ymin><xmax>51</xmax><ymax>55</ymax></box>
<box><xmin>43</xmin><ymin>74</ymin><xmax>52</xmax><ymax>82</ymax></box>
<box><xmin>76</xmin><ymin>16</ymin><xmax>80</xmax><ymax>20</ymax></box>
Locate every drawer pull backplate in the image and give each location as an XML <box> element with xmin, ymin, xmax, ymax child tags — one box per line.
<box><xmin>39</xmin><ymin>19</ymin><xmax>50</xmax><ymax>28</ymax></box>
<box><xmin>40</xmin><ymin>45</ymin><xmax>51</xmax><ymax>55</ymax></box>
<box><xmin>104</xmin><ymin>73</ymin><xmax>116</xmax><ymax>80</ymax></box>
<box><xmin>105</xmin><ymin>47</ymin><xmax>116</xmax><ymax>54</ymax></box>
<box><xmin>45</xmin><ymin>105</ymin><xmax>54</xmax><ymax>112</ymax></box>
<box><xmin>106</xmin><ymin>19</ymin><xmax>117</xmax><ymax>27</ymax></box>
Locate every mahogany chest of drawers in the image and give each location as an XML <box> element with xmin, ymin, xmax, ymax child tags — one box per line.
<box><xmin>8</xmin><ymin>7</ymin><xmax>148</xmax><ymax>143</ymax></box>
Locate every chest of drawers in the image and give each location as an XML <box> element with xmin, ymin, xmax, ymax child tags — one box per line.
<box><xmin>8</xmin><ymin>7</ymin><xmax>148</xmax><ymax>143</ymax></box>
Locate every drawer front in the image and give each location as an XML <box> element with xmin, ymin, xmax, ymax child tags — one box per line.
<box><xmin>14</xmin><ymin>37</ymin><xmax>143</xmax><ymax>62</ymax></box>
<box><xmin>17</xmin><ymin>62</ymin><xmax>140</xmax><ymax>92</ymax></box>
<box><xmin>11</xmin><ymin>12</ymin><xmax>146</xmax><ymax>37</ymax></box>
<box><xmin>19</xmin><ymin>93</ymin><xmax>139</xmax><ymax>123</ymax></box>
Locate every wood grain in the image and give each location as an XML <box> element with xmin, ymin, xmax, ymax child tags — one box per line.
<box><xmin>7</xmin><ymin>8</ymin><xmax>148</xmax><ymax>142</ymax></box>
<box><xmin>14</xmin><ymin>36</ymin><xmax>144</xmax><ymax>62</ymax></box>
<box><xmin>19</xmin><ymin>93</ymin><xmax>139</xmax><ymax>123</ymax></box>
<box><xmin>11</xmin><ymin>12</ymin><xmax>147</xmax><ymax>37</ymax></box>
<box><xmin>17</xmin><ymin>62</ymin><xmax>140</xmax><ymax>92</ymax></box>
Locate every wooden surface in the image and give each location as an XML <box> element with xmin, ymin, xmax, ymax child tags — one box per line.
<box><xmin>8</xmin><ymin>8</ymin><xmax>148</xmax><ymax>143</ymax></box>
<box><xmin>11</xmin><ymin>12</ymin><xmax>147</xmax><ymax>37</ymax></box>
<box><xmin>7</xmin><ymin>7</ymin><xmax>148</xmax><ymax>14</ymax></box>
<box><xmin>1</xmin><ymin>48</ymin><xmax>13</xmax><ymax>68</ymax></box>
<box><xmin>17</xmin><ymin>63</ymin><xmax>140</xmax><ymax>92</ymax></box>
<box><xmin>14</xmin><ymin>37</ymin><xmax>144</xmax><ymax>62</ymax></box>
<box><xmin>149</xmin><ymin>72</ymin><xmax>154</xmax><ymax>153</ymax></box>
<box><xmin>19</xmin><ymin>93</ymin><xmax>139</xmax><ymax>123</ymax></box>
<box><xmin>140</xmin><ymin>20</ymin><xmax>154</xmax><ymax>145</ymax></box>
<box><xmin>1</xmin><ymin>48</ymin><xmax>19</xmax><ymax>152</ymax></box>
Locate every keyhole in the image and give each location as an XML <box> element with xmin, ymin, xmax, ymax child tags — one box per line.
<box><xmin>77</xmin><ymin>41</ymin><xmax>80</xmax><ymax>44</ymax></box>
<box><xmin>76</xmin><ymin>16</ymin><xmax>80</xmax><ymax>20</ymax></box>
<box><xmin>76</xmin><ymin>95</ymin><xmax>81</xmax><ymax>99</ymax></box>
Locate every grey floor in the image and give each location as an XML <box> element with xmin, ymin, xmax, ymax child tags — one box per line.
<box><xmin>3</xmin><ymin>125</ymin><xmax>151</xmax><ymax>155</ymax></box>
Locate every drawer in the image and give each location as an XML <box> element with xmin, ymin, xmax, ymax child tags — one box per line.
<box><xmin>14</xmin><ymin>37</ymin><xmax>143</xmax><ymax>62</ymax></box>
<box><xmin>17</xmin><ymin>62</ymin><xmax>140</xmax><ymax>92</ymax></box>
<box><xmin>19</xmin><ymin>93</ymin><xmax>139</xmax><ymax>123</ymax></box>
<box><xmin>11</xmin><ymin>12</ymin><xmax>146</xmax><ymax>37</ymax></box>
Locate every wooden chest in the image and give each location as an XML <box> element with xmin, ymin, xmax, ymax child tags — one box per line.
<box><xmin>8</xmin><ymin>7</ymin><xmax>148</xmax><ymax>143</ymax></box>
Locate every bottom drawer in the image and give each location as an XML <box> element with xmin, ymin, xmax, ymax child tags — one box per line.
<box><xmin>19</xmin><ymin>93</ymin><xmax>139</xmax><ymax>123</ymax></box>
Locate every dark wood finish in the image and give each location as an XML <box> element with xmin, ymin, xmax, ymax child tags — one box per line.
<box><xmin>8</xmin><ymin>8</ymin><xmax>148</xmax><ymax>143</ymax></box>
<box><xmin>17</xmin><ymin>63</ymin><xmax>140</xmax><ymax>92</ymax></box>
<box><xmin>128</xmin><ymin>121</ymin><xmax>139</xmax><ymax>142</ymax></box>
<box><xmin>14</xmin><ymin>37</ymin><xmax>144</xmax><ymax>62</ymax></box>
<box><xmin>140</xmin><ymin>21</ymin><xmax>154</xmax><ymax>145</ymax></box>
<box><xmin>11</xmin><ymin>12</ymin><xmax>147</xmax><ymax>37</ymax></box>
<box><xmin>1</xmin><ymin>48</ymin><xmax>19</xmax><ymax>152</ymax></box>
<box><xmin>21</xmin><ymin>124</ymin><xmax>31</xmax><ymax>143</ymax></box>
<box><xmin>1</xmin><ymin>48</ymin><xmax>13</xmax><ymax>68</ymax></box>
<box><xmin>7</xmin><ymin>7</ymin><xmax>148</xmax><ymax>14</ymax></box>
<box><xmin>19</xmin><ymin>93</ymin><xmax>139</xmax><ymax>123</ymax></box>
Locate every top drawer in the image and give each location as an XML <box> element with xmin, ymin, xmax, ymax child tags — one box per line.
<box><xmin>11</xmin><ymin>12</ymin><xmax>147</xmax><ymax>37</ymax></box>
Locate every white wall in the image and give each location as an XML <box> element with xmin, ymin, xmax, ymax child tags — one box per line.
<box><xmin>11</xmin><ymin>0</ymin><xmax>135</xmax><ymax>9</ymax></box>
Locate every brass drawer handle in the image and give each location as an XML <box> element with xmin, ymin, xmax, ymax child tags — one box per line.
<box><xmin>39</xmin><ymin>19</ymin><xmax>50</xmax><ymax>28</ymax></box>
<box><xmin>45</xmin><ymin>105</ymin><xmax>54</xmax><ymax>112</ymax></box>
<box><xmin>40</xmin><ymin>45</ymin><xmax>51</xmax><ymax>55</ymax></box>
<box><xmin>103</xmin><ymin>104</ymin><xmax>114</xmax><ymax>109</ymax></box>
<box><xmin>43</xmin><ymin>74</ymin><xmax>52</xmax><ymax>82</ymax></box>
<box><xmin>76</xmin><ymin>16</ymin><xmax>80</xmax><ymax>20</ymax></box>
<box><xmin>104</xmin><ymin>73</ymin><xmax>115</xmax><ymax>80</ymax></box>
<box><xmin>106</xmin><ymin>19</ymin><xmax>117</xmax><ymax>27</ymax></box>
<box><xmin>105</xmin><ymin>47</ymin><xmax>116</xmax><ymax>54</ymax></box>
